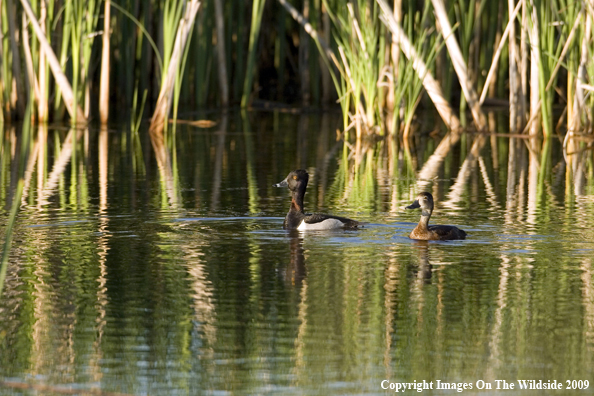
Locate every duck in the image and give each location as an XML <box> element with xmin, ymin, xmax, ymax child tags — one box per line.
<box><xmin>406</xmin><ymin>192</ymin><xmax>466</xmax><ymax>240</ymax></box>
<box><xmin>274</xmin><ymin>169</ymin><xmax>360</xmax><ymax>230</ymax></box>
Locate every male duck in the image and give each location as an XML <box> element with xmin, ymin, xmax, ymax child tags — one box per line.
<box><xmin>274</xmin><ymin>169</ymin><xmax>359</xmax><ymax>230</ymax></box>
<box><xmin>406</xmin><ymin>192</ymin><xmax>466</xmax><ymax>240</ymax></box>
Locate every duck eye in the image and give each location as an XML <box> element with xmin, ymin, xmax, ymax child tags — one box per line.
<box><xmin>293</xmin><ymin>176</ymin><xmax>297</xmax><ymax>180</ymax></box>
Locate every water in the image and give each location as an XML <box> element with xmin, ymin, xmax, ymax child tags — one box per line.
<box><xmin>1</xmin><ymin>111</ymin><xmax>594</xmax><ymax>395</ymax></box>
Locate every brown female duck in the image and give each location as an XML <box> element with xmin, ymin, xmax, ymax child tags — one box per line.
<box><xmin>406</xmin><ymin>192</ymin><xmax>466</xmax><ymax>240</ymax></box>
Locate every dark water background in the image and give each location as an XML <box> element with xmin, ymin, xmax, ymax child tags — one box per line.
<box><xmin>1</xmin><ymin>111</ymin><xmax>594</xmax><ymax>395</ymax></box>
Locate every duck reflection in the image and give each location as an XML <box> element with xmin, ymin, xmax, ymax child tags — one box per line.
<box><xmin>285</xmin><ymin>231</ymin><xmax>307</xmax><ymax>285</ymax></box>
<box><xmin>412</xmin><ymin>241</ymin><xmax>432</xmax><ymax>282</ymax></box>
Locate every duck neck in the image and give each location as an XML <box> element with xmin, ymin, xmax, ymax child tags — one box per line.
<box><xmin>291</xmin><ymin>189</ymin><xmax>305</xmax><ymax>213</ymax></box>
<box><xmin>417</xmin><ymin>209</ymin><xmax>432</xmax><ymax>229</ymax></box>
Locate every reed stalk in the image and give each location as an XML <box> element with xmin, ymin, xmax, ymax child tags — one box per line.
<box><xmin>378</xmin><ymin>0</ymin><xmax>461</xmax><ymax>130</ymax></box>
<box><xmin>171</xmin><ymin>19</ymin><xmax>194</xmax><ymax>123</ymax></box>
<box><xmin>277</xmin><ymin>0</ymin><xmax>339</xmax><ymax>81</ymax></box>
<box><xmin>274</xmin><ymin>3</ymin><xmax>287</xmax><ymax>100</ymax></box>
<box><xmin>519</xmin><ymin>1</ymin><xmax>528</xmax><ymax>117</ymax></box>
<box><xmin>431</xmin><ymin>0</ymin><xmax>486</xmax><ymax>130</ymax></box>
<box><xmin>53</xmin><ymin>0</ymin><xmax>72</xmax><ymax>118</ymax></box>
<box><xmin>0</xmin><ymin>0</ymin><xmax>591</xmax><ymax>139</ymax></box>
<box><xmin>163</xmin><ymin>0</ymin><xmax>185</xmax><ymax>75</ymax></box>
<box><xmin>149</xmin><ymin>0</ymin><xmax>201</xmax><ymax>135</ymax></box>
<box><xmin>320</xmin><ymin>2</ymin><xmax>332</xmax><ymax>102</ymax></box>
<box><xmin>70</xmin><ymin>1</ymin><xmax>81</xmax><ymax>122</ymax></box>
<box><xmin>0</xmin><ymin>4</ymin><xmax>5</xmax><ymax>123</ymax></box>
<box><xmin>299</xmin><ymin>0</ymin><xmax>311</xmax><ymax>106</ymax></box>
<box><xmin>453</xmin><ymin>0</ymin><xmax>475</xmax><ymax>115</ymax></box>
<box><xmin>20</xmin><ymin>0</ymin><xmax>86</xmax><ymax>122</ymax></box>
<box><xmin>233</xmin><ymin>0</ymin><xmax>247</xmax><ymax>102</ymax></box>
<box><xmin>37</xmin><ymin>0</ymin><xmax>48</xmax><ymax>122</ymax></box>
<box><xmin>573</xmin><ymin>9</ymin><xmax>592</xmax><ymax>131</ymax></box>
<box><xmin>82</xmin><ymin>0</ymin><xmax>101</xmax><ymax>118</ymax></box>
<box><xmin>385</xmin><ymin>0</ymin><xmax>401</xmax><ymax>128</ymax></box>
<box><xmin>309</xmin><ymin>0</ymin><xmax>321</xmax><ymax>105</ymax></box>
<box><xmin>99</xmin><ymin>0</ymin><xmax>111</xmax><ymax>124</ymax></box>
<box><xmin>108</xmin><ymin>1</ymin><xmax>163</xmax><ymax>73</ymax></box>
<box><xmin>508</xmin><ymin>0</ymin><xmax>521</xmax><ymax>133</ymax></box>
<box><xmin>479</xmin><ymin>0</ymin><xmax>523</xmax><ymax>105</ymax></box>
<box><xmin>22</xmin><ymin>13</ymin><xmax>39</xmax><ymax>105</ymax></box>
<box><xmin>526</xmin><ymin>0</ymin><xmax>569</xmax><ymax>138</ymax></box>
<box><xmin>193</xmin><ymin>5</ymin><xmax>213</xmax><ymax>106</ymax></box>
<box><xmin>241</xmin><ymin>0</ymin><xmax>265</xmax><ymax>107</ymax></box>
<box><xmin>6</xmin><ymin>0</ymin><xmax>25</xmax><ymax>118</ymax></box>
<box><xmin>398</xmin><ymin>1</ymin><xmax>441</xmax><ymax>138</ymax></box>
<box><xmin>277</xmin><ymin>0</ymin><xmax>346</xmax><ymax>124</ymax></box>
<box><xmin>213</xmin><ymin>0</ymin><xmax>228</xmax><ymax>105</ymax></box>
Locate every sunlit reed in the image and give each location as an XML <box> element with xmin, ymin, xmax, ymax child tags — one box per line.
<box><xmin>0</xmin><ymin>0</ymin><xmax>592</xmax><ymax>141</ymax></box>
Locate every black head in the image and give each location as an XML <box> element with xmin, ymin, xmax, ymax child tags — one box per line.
<box><xmin>273</xmin><ymin>169</ymin><xmax>309</xmax><ymax>192</ymax></box>
<box><xmin>406</xmin><ymin>192</ymin><xmax>435</xmax><ymax>212</ymax></box>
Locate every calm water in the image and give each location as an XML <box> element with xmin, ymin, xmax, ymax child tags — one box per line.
<box><xmin>1</xmin><ymin>111</ymin><xmax>594</xmax><ymax>395</ymax></box>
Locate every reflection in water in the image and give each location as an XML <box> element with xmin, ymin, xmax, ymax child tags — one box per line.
<box><xmin>1</xmin><ymin>111</ymin><xmax>594</xmax><ymax>394</ymax></box>
<box><xmin>286</xmin><ymin>233</ymin><xmax>307</xmax><ymax>286</ymax></box>
<box><xmin>210</xmin><ymin>115</ymin><xmax>228</xmax><ymax>213</ymax></box>
<box><xmin>242</xmin><ymin>110</ymin><xmax>260</xmax><ymax>214</ymax></box>
<box><xmin>412</xmin><ymin>242</ymin><xmax>432</xmax><ymax>282</ymax></box>
<box><xmin>94</xmin><ymin>126</ymin><xmax>109</xmax><ymax>383</ymax></box>
<box><xmin>149</xmin><ymin>118</ymin><xmax>178</xmax><ymax>207</ymax></box>
<box><xmin>38</xmin><ymin>128</ymin><xmax>84</xmax><ymax>205</ymax></box>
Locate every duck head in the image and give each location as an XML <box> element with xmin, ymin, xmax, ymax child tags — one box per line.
<box><xmin>406</xmin><ymin>192</ymin><xmax>434</xmax><ymax>217</ymax></box>
<box><xmin>274</xmin><ymin>170</ymin><xmax>309</xmax><ymax>212</ymax></box>
<box><xmin>274</xmin><ymin>169</ymin><xmax>309</xmax><ymax>192</ymax></box>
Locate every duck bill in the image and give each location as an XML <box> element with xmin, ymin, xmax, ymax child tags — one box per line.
<box><xmin>273</xmin><ymin>178</ymin><xmax>288</xmax><ymax>188</ymax></box>
<box><xmin>406</xmin><ymin>200</ymin><xmax>420</xmax><ymax>210</ymax></box>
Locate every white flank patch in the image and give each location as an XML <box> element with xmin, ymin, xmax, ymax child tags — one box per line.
<box><xmin>297</xmin><ymin>218</ymin><xmax>344</xmax><ymax>230</ymax></box>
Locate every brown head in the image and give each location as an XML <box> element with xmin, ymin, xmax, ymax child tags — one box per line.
<box><xmin>406</xmin><ymin>192</ymin><xmax>434</xmax><ymax>217</ymax></box>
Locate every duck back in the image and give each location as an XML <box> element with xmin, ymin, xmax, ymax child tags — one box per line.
<box><xmin>428</xmin><ymin>225</ymin><xmax>466</xmax><ymax>240</ymax></box>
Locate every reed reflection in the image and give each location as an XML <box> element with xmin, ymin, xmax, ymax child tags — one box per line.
<box><xmin>210</xmin><ymin>115</ymin><xmax>228</xmax><ymax>213</ymax></box>
<box><xmin>148</xmin><ymin>121</ymin><xmax>178</xmax><ymax>207</ymax></box>
<box><xmin>241</xmin><ymin>110</ymin><xmax>260</xmax><ymax>214</ymax></box>
<box><xmin>0</xmin><ymin>111</ymin><xmax>594</xmax><ymax>394</ymax></box>
<box><xmin>37</xmin><ymin>128</ymin><xmax>84</xmax><ymax>205</ymax></box>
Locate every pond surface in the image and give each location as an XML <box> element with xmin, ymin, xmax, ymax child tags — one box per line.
<box><xmin>1</xmin><ymin>111</ymin><xmax>594</xmax><ymax>395</ymax></box>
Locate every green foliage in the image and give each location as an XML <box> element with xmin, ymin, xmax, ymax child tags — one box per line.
<box><xmin>0</xmin><ymin>0</ymin><xmax>592</xmax><ymax>137</ymax></box>
<box><xmin>396</xmin><ymin>0</ymin><xmax>442</xmax><ymax>136</ymax></box>
<box><xmin>323</xmin><ymin>0</ymin><xmax>382</xmax><ymax>134</ymax></box>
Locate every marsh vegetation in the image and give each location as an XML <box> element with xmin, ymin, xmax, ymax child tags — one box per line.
<box><xmin>0</xmin><ymin>0</ymin><xmax>592</xmax><ymax>136</ymax></box>
<box><xmin>1</xmin><ymin>1</ymin><xmax>594</xmax><ymax>392</ymax></box>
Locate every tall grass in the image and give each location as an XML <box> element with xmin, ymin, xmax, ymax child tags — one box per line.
<box><xmin>324</xmin><ymin>0</ymin><xmax>383</xmax><ymax>137</ymax></box>
<box><xmin>0</xmin><ymin>0</ymin><xmax>592</xmax><ymax>140</ymax></box>
<box><xmin>241</xmin><ymin>0</ymin><xmax>266</xmax><ymax>107</ymax></box>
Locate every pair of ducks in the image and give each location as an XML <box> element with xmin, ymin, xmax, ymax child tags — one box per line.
<box><xmin>275</xmin><ymin>169</ymin><xmax>467</xmax><ymax>241</ymax></box>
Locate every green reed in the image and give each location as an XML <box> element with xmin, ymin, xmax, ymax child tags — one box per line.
<box><xmin>396</xmin><ymin>0</ymin><xmax>441</xmax><ymax>137</ymax></box>
<box><xmin>324</xmin><ymin>0</ymin><xmax>382</xmax><ymax>136</ymax></box>
<box><xmin>193</xmin><ymin>2</ymin><xmax>214</xmax><ymax>107</ymax></box>
<box><xmin>456</xmin><ymin>0</ymin><xmax>485</xmax><ymax>118</ymax></box>
<box><xmin>241</xmin><ymin>0</ymin><xmax>266</xmax><ymax>107</ymax></box>
<box><xmin>0</xmin><ymin>0</ymin><xmax>592</xmax><ymax>141</ymax></box>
